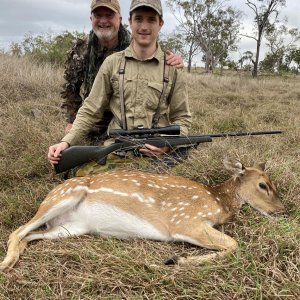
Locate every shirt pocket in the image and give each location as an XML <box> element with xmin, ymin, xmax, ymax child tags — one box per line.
<box><xmin>110</xmin><ymin>74</ymin><xmax>120</xmax><ymax>98</ymax></box>
<box><xmin>110</xmin><ymin>75</ymin><xmax>134</xmax><ymax>107</ymax></box>
<box><xmin>146</xmin><ymin>81</ymin><xmax>171</xmax><ymax>113</ymax></box>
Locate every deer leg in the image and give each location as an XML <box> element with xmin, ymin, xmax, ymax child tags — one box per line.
<box><xmin>0</xmin><ymin>191</ymin><xmax>87</xmax><ymax>271</ymax></box>
<box><xmin>17</xmin><ymin>190</ymin><xmax>87</xmax><ymax>240</ymax></box>
<box><xmin>25</xmin><ymin>222</ymin><xmax>89</xmax><ymax>242</ymax></box>
<box><xmin>0</xmin><ymin>227</ymin><xmax>28</xmax><ymax>271</ymax></box>
<box><xmin>167</xmin><ymin>223</ymin><xmax>238</xmax><ymax>266</ymax></box>
<box><xmin>0</xmin><ymin>223</ymin><xmax>88</xmax><ymax>271</ymax></box>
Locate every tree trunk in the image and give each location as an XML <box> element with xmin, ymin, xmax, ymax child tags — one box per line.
<box><xmin>187</xmin><ymin>46</ymin><xmax>193</xmax><ymax>73</ymax></box>
<box><xmin>253</xmin><ymin>35</ymin><xmax>261</xmax><ymax>77</ymax></box>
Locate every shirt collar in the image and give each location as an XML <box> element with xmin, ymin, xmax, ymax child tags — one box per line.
<box><xmin>124</xmin><ymin>42</ymin><xmax>164</xmax><ymax>62</ymax></box>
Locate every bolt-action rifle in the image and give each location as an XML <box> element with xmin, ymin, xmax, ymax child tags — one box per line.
<box><xmin>54</xmin><ymin>125</ymin><xmax>282</xmax><ymax>174</ymax></box>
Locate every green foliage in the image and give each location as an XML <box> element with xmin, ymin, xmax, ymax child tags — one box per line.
<box><xmin>288</xmin><ymin>49</ymin><xmax>300</xmax><ymax>73</ymax></box>
<box><xmin>166</xmin><ymin>0</ymin><xmax>202</xmax><ymax>72</ymax></box>
<box><xmin>9</xmin><ymin>42</ymin><xmax>22</xmax><ymax>57</ymax></box>
<box><xmin>167</xmin><ymin>0</ymin><xmax>241</xmax><ymax>73</ymax></box>
<box><xmin>225</xmin><ymin>59</ymin><xmax>239</xmax><ymax>71</ymax></box>
<box><xmin>159</xmin><ymin>32</ymin><xmax>187</xmax><ymax>57</ymax></box>
<box><xmin>9</xmin><ymin>31</ymin><xmax>86</xmax><ymax>66</ymax></box>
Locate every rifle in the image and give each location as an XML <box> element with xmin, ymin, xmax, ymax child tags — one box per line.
<box><xmin>54</xmin><ymin>126</ymin><xmax>283</xmax><ymax>174</ymax></box>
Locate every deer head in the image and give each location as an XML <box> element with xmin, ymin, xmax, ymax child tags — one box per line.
<box><xmin>224</xmin><ymin>158</ymin><xmax>286</xmax><ymax>217</ymax></box>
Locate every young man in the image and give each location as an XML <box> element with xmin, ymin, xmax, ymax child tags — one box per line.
<box><xmin>61</xmin><ymin>0</ymin><xmax>183</xmax><ymax>138</ymax></box>
<box><xmin>48</xmin><ymin>0</ymin><xmax>191</xmax><ymax>168</ymax></box>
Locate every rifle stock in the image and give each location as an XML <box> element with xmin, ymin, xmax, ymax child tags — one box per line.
<box><xmin>54</xmin><ymin>130</ymin><xmax>283</xmax><ymax>174</ymax></box>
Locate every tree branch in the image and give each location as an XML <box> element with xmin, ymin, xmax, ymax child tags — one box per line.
<box><xmin>240</xmin><ymin>34</ymin><xmax>258</xmax><ymax>41</ymax></box>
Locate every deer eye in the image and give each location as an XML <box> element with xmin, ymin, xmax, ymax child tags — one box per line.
<box><xmin>259</xmin><ymin>183</ymin><xmax>268</xmax><ymax>191</ymax></box>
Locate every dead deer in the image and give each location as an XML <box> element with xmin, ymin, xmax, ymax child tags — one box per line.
<box><xmin>0</xmin><ymin>159</ymin><xmax>285</xmax><ymax>270</ymax></box>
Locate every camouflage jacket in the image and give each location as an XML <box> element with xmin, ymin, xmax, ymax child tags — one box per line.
<box><xmin>61</xmin><ymin>24</ymin><xmax>131</xmax><ymax>129</ymax></box>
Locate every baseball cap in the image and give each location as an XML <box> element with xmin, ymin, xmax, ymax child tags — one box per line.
<box><xmin>130</xmin><ymin>0</ymin><xmax>163</xmax><ymax>17</ymax></box>
<box><xmin>91</xmin><ymin>0</ymin><xmax>121</xmax><ymax>14</ymax></box>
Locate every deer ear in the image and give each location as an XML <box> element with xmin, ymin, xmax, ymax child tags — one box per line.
<box><xmin>223</xmin><ymin>158</ymin><xmax>245</xmax><ymax>176</ymax></box>
<box><xmin>256</xmin><ymin>162</ymin><xmax>266</xmax><ymax>171</ymax></box>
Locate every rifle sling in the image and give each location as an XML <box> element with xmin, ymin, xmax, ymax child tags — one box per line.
<box><xmin>118</xmin><ymin>53</ymin><xmax>127</xmax><ymax>130</ymax></box>
<box><xmin>152</xmin><ymin>55</ymin><xmax>170</xmax><ymax>128</ymax></box>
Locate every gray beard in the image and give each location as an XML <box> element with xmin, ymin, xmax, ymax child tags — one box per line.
<box><xmin>94</xmin><ymin>28</ymin><xmax>118</xmax><ymax>42</ymax></box>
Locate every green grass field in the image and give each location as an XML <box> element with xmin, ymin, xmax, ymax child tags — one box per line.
<box><xmin>0</xmin><ymin>54</ymin><xmax>299</xmax><ymax>299</ymax></box>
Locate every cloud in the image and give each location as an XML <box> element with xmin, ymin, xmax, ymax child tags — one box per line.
<box><xmin>0</xmin><ymin>0</ymin><xmax>299</xmax><ymax>60</ymax></box>
<box><xmin>0</xmin><ymin>0</ymin><xmax>90</xmax><ymax>47</ymax></box>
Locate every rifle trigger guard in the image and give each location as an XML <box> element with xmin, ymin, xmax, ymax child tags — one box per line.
<box><xmin>97</xmin><ymin>157</ymin><xmax>107</xmax><ymax>165</ymax></box>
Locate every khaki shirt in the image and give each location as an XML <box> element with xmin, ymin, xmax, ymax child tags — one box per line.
<box><xmin>62</xmin><ymin>43</ymin><xmax>192</xmax><ymax>146</ymax></box>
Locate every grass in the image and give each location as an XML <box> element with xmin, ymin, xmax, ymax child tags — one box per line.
<box><xmin>0</xmin><ymin>54</ymin><xmax>299</xmax><ymax>299</ymax></box>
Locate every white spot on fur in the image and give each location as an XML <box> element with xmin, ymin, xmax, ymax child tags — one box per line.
<box><xmin>147</xmin><ymin>197</ymin><xmax>155</xmax><ymax>204</ymax></box>
<box><xmin>114</xmin><ymin>191</ymin><xmax>129</xmax><ymax>197</ymax></box>
<box><xmin>132</xmin><ymin>193</ymin><xmax>145</xmax><ymax>203</ymax></box>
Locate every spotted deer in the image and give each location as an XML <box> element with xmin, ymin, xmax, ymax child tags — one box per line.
<box><xmin>0</xmin><ymin>159</ymin><xmax>285</xmax><ymax>270</ymax></box>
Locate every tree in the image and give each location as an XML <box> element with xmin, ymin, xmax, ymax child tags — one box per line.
<box><xmin>166</xmin><ymin>0</ymin><xmax>202</xmax><ymax>72</ymax></box>
<box><xmin>10</xmin><ymin>31</ymin><xmax>85</xmax><ymax>66</ymax></box>
<box><xmin>259</xmin><ymin>52</ymin><xmax>278</xmax><ymax>72</ymax></box>
<box><xmin>288</xmin><ymin>49</ymin><xmax>300</xmax><ymax>72</ymax></box>
<box><xmin>264</xmin><ymin>23</ymin><xmax>300</xmax><ymax>72</ymax></box>
<box><xmin>167</xmin><ymin>0</ymin><xmax>241</xmax><ymax>73</ymax></box>
<box><xmin>243</xmin><ymin>0</ymin><xmax>286</xmax><ymax>77</ymax></box>
<box><xmin>9</xmin><ymin>42</ymin><xmax>22</xmax><ymax>57</ymax></box>
<box><xmin>196</xmin><ymin>1</ymin><xmax>241</xmax><ymax>73</ymax></box>
<box><xmin>238</xmin><ymin>51</ymin><xmax>255</xmax><ymax>71</ymax></box>
<box><xmin>225</xmin><ymin>59</ymin><xmax>239</xmax><ymax>71</ymax></box>
<box><xmin>159</xmin><ymin>32</ymin><xmax>187</xmax><ymax>59</ymax></box>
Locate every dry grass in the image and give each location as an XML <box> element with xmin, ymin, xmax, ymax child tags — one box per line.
<box><xmin>0</xmin><ymin>54</ymin><xmax>299</xmax><ymax>299</ymax></box>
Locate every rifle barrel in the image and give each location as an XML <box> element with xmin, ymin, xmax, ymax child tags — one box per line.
<box><xmin>209</xmin><ymin>130</ymin><xmax>283</xmax><ymax>138</ymax></box>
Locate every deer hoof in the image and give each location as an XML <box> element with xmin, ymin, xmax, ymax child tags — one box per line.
<box><xmin>164</xmin><ymin>255</ymin><xmax>179</xmax><ymax>265</ymax></box>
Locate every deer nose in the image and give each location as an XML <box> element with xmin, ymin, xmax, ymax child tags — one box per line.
<box><xmin>270</xmin><ymin>210</ymin><xmax>288</xmax><ymax>219</ymax></box>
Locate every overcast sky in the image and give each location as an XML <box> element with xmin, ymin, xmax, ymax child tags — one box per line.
<box><xmin>1</xmin><ymin>0</ymin><xmax>299</xmax><ymax>63</ymax></box>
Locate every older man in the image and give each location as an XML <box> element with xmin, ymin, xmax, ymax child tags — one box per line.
<box><xmin>61</xmin><ymin>0</ymin><xmax>183</xmax><ymax>139</ymax></box>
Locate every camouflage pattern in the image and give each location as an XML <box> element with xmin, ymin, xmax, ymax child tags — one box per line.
<box><xmin>90</xmin><ymin>0</ymin><xmax>121</xmax><ymax>14</ymax></box>
<box><xmin>130</xmin><ymin>0</ymin><xmax>163</xmax><ymax>16</ymax></box>
<box><xmin>74</xmin><ymin>147</ymin><xmax>190</xmax><ymax>177</ymax></box>
<box><xmin>60</xmin><ymin>24</ymin><xmax>131</xmax><ymax>136</ymax></box>
<box><xmin>75</xmin><ymin>153</ymin><xmax>140</xmax><ymax>176</ymax></box>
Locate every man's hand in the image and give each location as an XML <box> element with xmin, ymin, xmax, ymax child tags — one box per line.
<box><xmin>48</xmin><ymin>142</ymin><xmax>69</xmax><ymax>166</ymax></box>
<box><xmin>65</xmin><ymin>123</ymin><xmax>73</xmax><ymax>134</ymax></box>
<box><xmin>165</xmin><ymin>50</ymin><xmax>184</xmax><ymax>69</ymax></box>
<box><xmin>139</xmin><ymin>144</ymin><xmax>170</xmax><ymax>157</ymax></box>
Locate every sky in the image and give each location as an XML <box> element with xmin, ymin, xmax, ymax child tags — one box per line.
<box><xmin>0</xmin><ymin>0</ymin><xmax>299</xmax><ymax>63</ymax></box>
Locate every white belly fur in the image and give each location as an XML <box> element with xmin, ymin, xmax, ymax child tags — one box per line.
<box><xmin>48</xmin><ymin>201</ymin><xmax>171</xmax><ymax>241</ymax></box>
